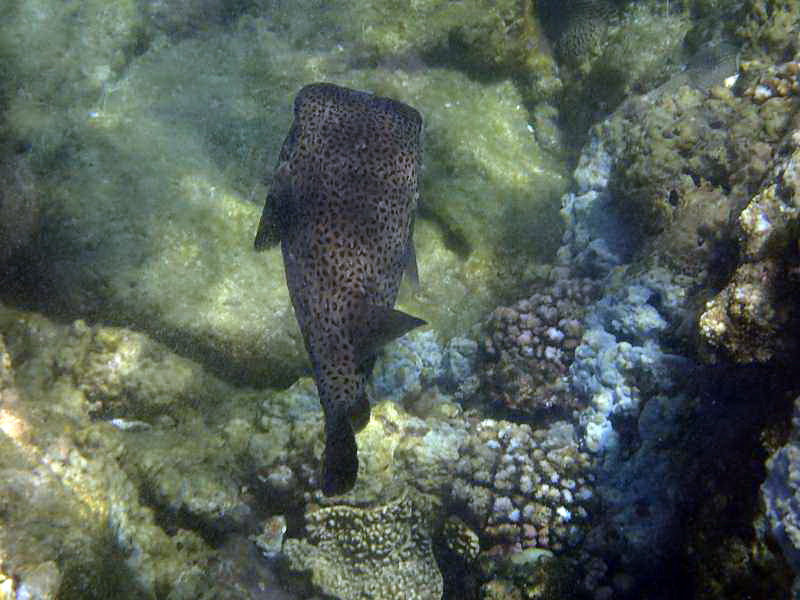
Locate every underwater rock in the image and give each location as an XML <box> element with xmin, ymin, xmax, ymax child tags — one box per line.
<box><xmin>699</xmin><ymin>105</ymin><xmax>800</xmax><ymax>363</ymax></box>
<box><xmin>0</xmin><ymin>305</ymin><xmax>325</xmax><ymax>598</ymax></box>
<box><xmin>282</xmin><ymin>492</ymin><xmax>443</xmax><ymax>600</ymax></box>
<box><xmin>742</xmin><ymin>59</ymin><xmax>800</xmax><ymax>103</ymax></box>
<box><xmin>480</xmin><ymin>269</ymin><xmax>600</xmax><ymax>416</ymax></box>
<box><xmin>342</xmin><ymin>0</ymin><xmax>555</xmax><ymax>79</ymax></box>
<box><xmin>761</xmin><ymin>396</ymin><xmax>800</xmax><ymax>581</ymax></box>
<box><xmin>0</xmin><ymin>152</ymin><xmax>39</xmax><ymax>268</ymax></box>
<box><xmin>0</xmin><ymin>312</ymin><xmax>223</xmax><ymax>599</ymax></box>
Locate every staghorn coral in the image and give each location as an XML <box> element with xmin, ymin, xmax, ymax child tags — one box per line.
<box><xmin>282</xmin><ymin>492</ymin><xmax>443</xmax><ymax>600</ymax></box>
<box><xmin>480</xmin><ymin>270</ymin><xmax>600</xmax><ymax>415</ymax></box>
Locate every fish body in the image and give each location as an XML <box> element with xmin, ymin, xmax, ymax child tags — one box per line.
<box><xmin>255</xmin><ymin>83</ymin><xmax>425</xmax><ymax>496</ymax></box>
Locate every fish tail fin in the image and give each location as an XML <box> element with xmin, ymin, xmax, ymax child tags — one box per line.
<box><xmin>321</xmin><ymin>410</ymin><xmax>358</xmax><ymax>496</ymax></box>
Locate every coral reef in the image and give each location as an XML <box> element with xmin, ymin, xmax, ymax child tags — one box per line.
<box><xmin>282</xmin><ymin>492</ymin><xmax>443</xmax><ymax>600</ymax></box>
<box><xmin>551</xmin><ymin>27</ymin><xmax>800</xmax><ymax>595</ymax></box>
<box><xmin>0</xmin><ymin>316</ymin><xmax>216</xmax><ymax>600</ymax></box>
<box><xmin>451</xmin><ymin>419</ymin><xmax>595</xmax><ymax>555</ymax></box>
<box><xmin>560</xmin><ymin>45</ymin><xmax>797</xmax><ymax>289</ymax></box>
<box><xmin>736</xmin><ymin>0</ymin><xmax>799</xmax><ymax>59</ymax></box>
<box><xmin>743</xmin><ymin>58</ymin><xmax>800</xmax><ymax>102</ymax></box>
<box><xmin>371</xmin><ymin>329</ymin><xmax>479</xmax><ymax>415</ymax></box>
<box><xmin>606</xmin><ymin>82</ymin><xmax>784</xmax><ymax>249</ymax></box>
<box><xmin>479</xmin><ymin>269</ymin><xmax>600</xmax><ymax>415</ymax></box>
<box><xmin>2</xmin><ymin>1</ymin><xmax>800</xmax><ymax>598</ymax></box>
<box><xmin>0</xmin><ymin>304</ymin><xmax>312</xmax><ymax>599</ymax></box>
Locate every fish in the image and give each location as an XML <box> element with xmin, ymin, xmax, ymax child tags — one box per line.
<box><xmin>255</xmin><ymin>82</ymin><xmax>426</xmax><ymax>496</ymax></box>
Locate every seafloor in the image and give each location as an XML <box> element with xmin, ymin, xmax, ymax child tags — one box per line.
<box><xmin>0</xmin><ymin>1</ymin><xmax>799</xmax><ymax>599</ymax></box>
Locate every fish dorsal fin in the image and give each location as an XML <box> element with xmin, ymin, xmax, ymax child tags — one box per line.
<box><xmin>254</xmin><ymin>162</ymin><xmax>293</xmax><ymax>251</ymax></box>
<box><xmin>403</xmin><ymin>239</ymin><xmax>419</xmax><ymax>287</ymax></box>
<box><xmin>354</xmin><ymin>304</ymin><xmax>426</xmax><ymax>365</ymax></box>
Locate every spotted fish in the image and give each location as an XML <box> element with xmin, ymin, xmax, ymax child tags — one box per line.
<box><xmin>255</xmin><ymin>82</ymin><xmax>426</xmax><ymax>496</ymax></box>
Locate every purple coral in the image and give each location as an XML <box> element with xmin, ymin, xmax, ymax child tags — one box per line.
<box><xmin>480</xmin><ymin>271</ymin><xmax>600</xmax><ymax>414</ymax></box>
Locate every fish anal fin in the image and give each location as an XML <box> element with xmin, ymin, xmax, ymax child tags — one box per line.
<box><xmin>354</xmin><ymin>304</ymin><xmax>426</xmax><ymax>365</ymax></box>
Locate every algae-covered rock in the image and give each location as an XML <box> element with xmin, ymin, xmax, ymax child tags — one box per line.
<box><xmin>737</xmin><ymin>0</ymin><xmax>800</xmax><ymax>59</ymax></box>
<box><xmin>2</xmin><ymin>7</ymin><xmax>567</xmax><ymax>385</ymax></box>
<box><xmin>0</xmin><ymin>304</ymin><xmax>313</xmax><ymax>598</ymax></box>
<box><xmin>0</xmin><ymin>316</ymin><xmax>219</xmax><ymax>599</ymax></box>
<box><xmin>698</xmin><ymin>109</ymin><xmax>800</xmax><ymax>363</ymax></box>
<box><xmin>552</xmin><ymin>2</ymin><xmax>691</xmax><ymax>147</ymax></box>
<box><xmin>292</xmin><ymin>0</ymin><xmax>556</xmax><ymax>81</ymax></box>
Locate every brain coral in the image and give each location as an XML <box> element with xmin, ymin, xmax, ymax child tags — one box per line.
<box><xmin>282</xmin><ymin>492</ymin><xmax>442</xmax><ymax>600</ymax></box>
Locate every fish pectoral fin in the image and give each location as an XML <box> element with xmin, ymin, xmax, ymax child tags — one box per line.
<box><xmin>254</xmin><ymin>193</ymin><xmax>282</xmax><ymax>250</ymax></box>
<box><xmin>322</xmin><ymin>412</ymin><xmax>358</xmax><ymax>497</ymax></box>
<box><xmin>354</xmin><ymin>304</ymin><xmax>427</xmax><ymax>365</ymax></box>
<box><xmin>403</xmin><ymin>238</ymin><xmax>420</xmax><ymax>287</ymax></box>
<box><xmin>254</xmin><ymin>162</ymin><xmax>293</xmax><ymax>251</ymax></box>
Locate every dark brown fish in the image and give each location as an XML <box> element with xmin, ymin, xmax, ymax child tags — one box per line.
<box><xmin>255</xmin><ymin>82</ymin><xmax>425</xmax><ymax>496</ymax></box>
